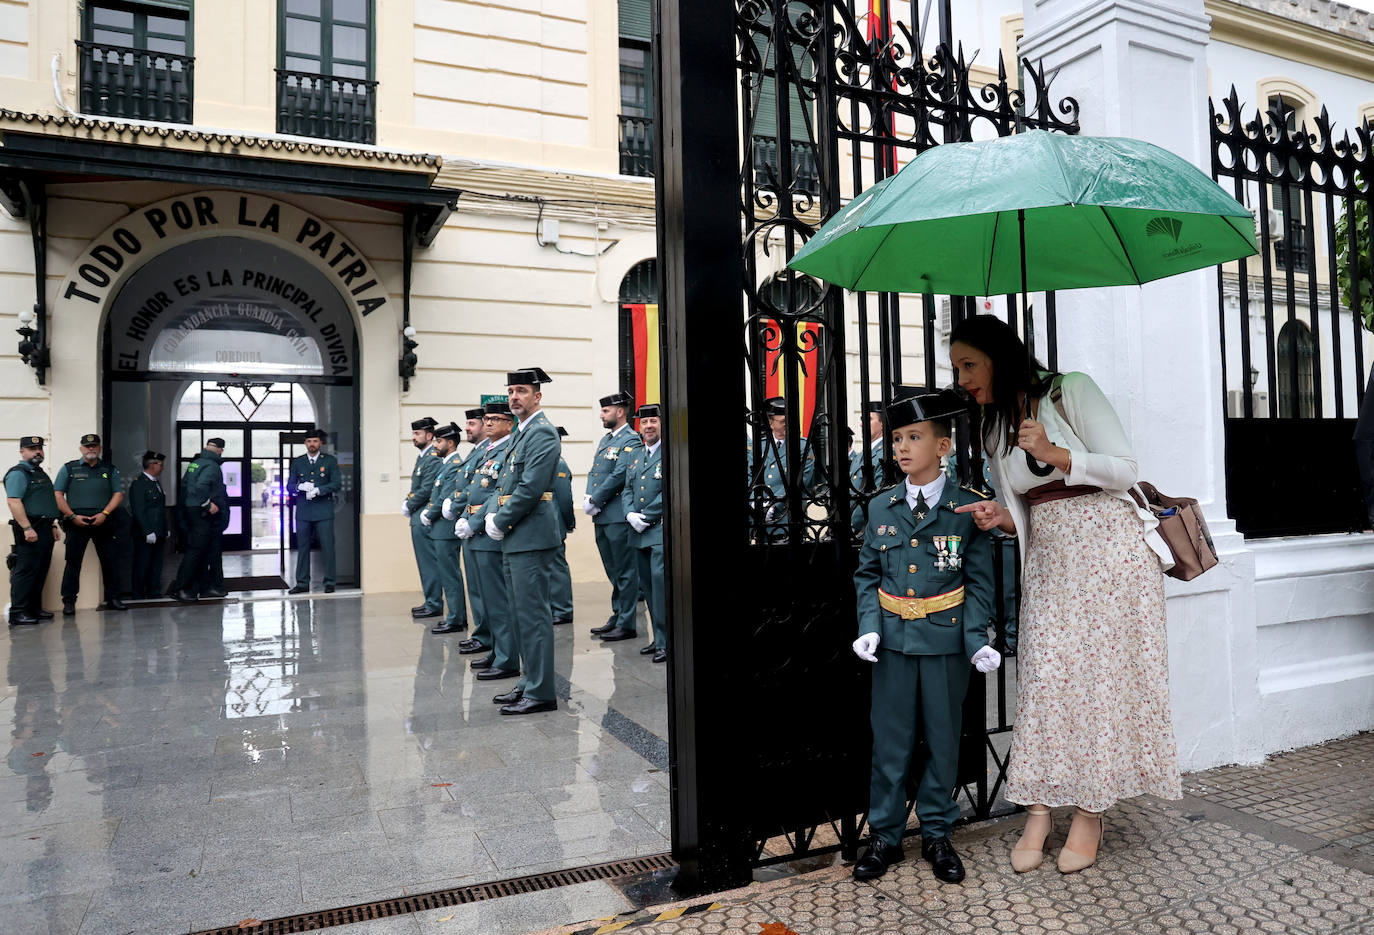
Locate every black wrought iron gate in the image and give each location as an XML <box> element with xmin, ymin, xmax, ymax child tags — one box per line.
<box><xmin>655</xmin><ymin>0</ymin><xmax>1079</xmax><ymax>894</ymax></box>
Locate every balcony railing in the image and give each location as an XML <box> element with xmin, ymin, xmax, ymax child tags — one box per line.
<box><xmin>617</xmin><ymin>115</ymin><xmax>820</xmax><ymax>197</ymax></box>
<box><xmin>619</xmin><ymin>114</ymin><xmax>654</xmax><ymax>177</ymax></box>
<box><xmin>76</xmin><ymin>40</ymin><xmax>193</xmax><ymax>124</ymax></box>
<box><xmin>276</xmin><ymin>69</ymin><xmax>377</xmax><ymax>145</ymax></box>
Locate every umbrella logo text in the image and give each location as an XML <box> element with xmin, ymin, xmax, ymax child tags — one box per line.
<box><xmin>1146</xmin><ymin>216</ymin><xmax>1183</xmax><ymax>243</ymax></box>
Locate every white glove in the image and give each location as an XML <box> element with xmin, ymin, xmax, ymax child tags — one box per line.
<box><xmin>485</xmin><ymin>513</ymin><xmax>505</xmax><ymax>541</ymax></box>
<box><xmin>441</xmin><ymin>498</ymin><xmax>454</xmax><ymax>520</ymax></box>
<box><xmin>401</xmin><ymin>500</ymin><xmax>412</xmax><ymax>516</ymax></box>
<box><xmin>852</xmin><ymin>632</ymin><xmax>880</xmax><ymax>663</ymax></box>
<box><xmin>455</xmin><ymin>518</ymin><xmax>474</xmax><ymax>539</ymax></box>
<box><xmin>420</xmin><ymin>511</ymin><xmax>433</xmax><ymax>527</ymax></box>
<box><xmin>582</xmin><ymin>494</ymin><xmax>601</xmax><ymax>517</ymax></box>
<box><xmin>972</xmin><ymin>645</ymin><xmax>1002</xmax><ymax>673</ymax></box>
<box><xmin>765</xmin><ymin>504</ymin><xmax>778</xmax><ymax>523</ymax></box>
<box><xmin>299</xmin><ymin>481</ymin><xmax>315</xmax><ymax>493</ymax></box>
<box><xmin>145</xmin><ymin>532</ymin><xmax>156</xmax><ymax>545</ymax></box>
<box><xmin>305</xmin><ymin>488</ymin><xmax>319</xmax><ymax>500</ymax></box>
<box><xmin>626</xmin><ymin>512</ymin><xmax>649</xmax><ymax>533</ymax></box>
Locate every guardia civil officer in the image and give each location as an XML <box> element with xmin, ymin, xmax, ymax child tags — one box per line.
<box><xmin>422</xmin><ymin>422</ymin><xmax>468</xmax><ymax>634</ymax></box>
<box><xmin>850</xmin><ymin>390</ymin><xmax>1001</xmax><ymax>884</ymax></box>
<box><xmin>287</xmin><ymin>429</ymin><xmax>341</xmax><ymax>594</ymax></box>
<box><xmin>584</xmin><ymin>391</ymin><xmax>642</xmax><ymax>641</ymax></box>
<box><xmin>471</xmin><ymin>367</ymin><xmax>562</xmax><ymax>715</ymax></box>
<box><xmin>455</xmin><ymin>402</ymin><xmax>518</xmax><ymax>673</ymax></box>
<box><xmin>448</xmin><ymin>408</ymin><xmax>491</xmax><ymax>653</ymax></box>
<box><xmin>55</xmin><ymin>433</ymin><xmax>131</xmax><ymax>612</ymax></box>
<box><xmin>403</xmin><ymin>417</ymin><xmax>444</xmax><ymax>618</ymax></box>
<box><xmin>550</xmin><ymin>427</ymin><xmax>575</xmax><ymax>625</ymax></box>
<box><xmin>171</xmin><ymin>437</ymin><xmax>229</xmax><ymax>602</ymax></box>
<box><xmin>5</xmin><ymin>436</ymin><xmax>60</xmax><ymax>626</ymax></box>
<box><xmin>128</xmin><ymin>451</ymin><xmax>169</xmax><ymax>599</ymax></box>
<box><xmin>750</xmin><ymin>397</ymin><xmax>816</xmax><ymax>542</ymax></box>
<box><xmin>622</xmin><ymin>405</ymin><xmax>667</xmax><ymax>663</ymax></box>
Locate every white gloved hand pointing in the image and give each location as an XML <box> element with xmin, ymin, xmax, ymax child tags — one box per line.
<box><xmin>626</xmin><ymin>512</ymin><xmax>649</xmax><ymax>533</ymax></box>
<box><xmin>485</xmin><ymin>513</ymin><xmax>505</xmax><ymax>541</ymax></box>
<box><xmin>441</xmin><ymin>498</ymin><xmax>454</xmax><ymax>520</ymax></box>
<box><xmin>145</xmin><ymin>532</ymin><xmax>156</xmax><ymax>545</ymax></box>
<box><xmin>852</xmin><ymin>632</ymin><xmax>880</xmax><ymax>663</ymax></box>
<box><xmin>971</xmin><ymin>645</ymin><xmax>1002</xmax><ymax>673</ymax></box>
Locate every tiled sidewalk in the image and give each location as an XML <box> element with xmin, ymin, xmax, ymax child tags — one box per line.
<box><xmin>526</xmin><ymin>731</ymin><xmax>1374</xmax><ymax>935</ymax></box>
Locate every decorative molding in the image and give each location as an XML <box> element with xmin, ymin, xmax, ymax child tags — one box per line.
<box><xmin>436</xmin><ymin>160</ymin><xmax>657</xmax><ymax>227</ymax></box>
<box><xmin>1207</xmin><ymin>1</ymin><xmax>1374</xmax><ymax>84</ymax></box>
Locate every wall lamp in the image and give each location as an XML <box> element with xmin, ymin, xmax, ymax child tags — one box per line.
<box><xmin>399</xmin><ymin>325</ymin><xmax>419</xmax><ymax>391</ymax></box>
<box><xmin>16</xmin><ymin>304</ymin><xmax>48</xmax><ymax>379</ymax></box>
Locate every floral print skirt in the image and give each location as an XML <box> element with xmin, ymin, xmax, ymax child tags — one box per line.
<box><xmin>1004</xmin><ymin>491</ymin><xmax>1183</xmax><ymax>812</ymax></box>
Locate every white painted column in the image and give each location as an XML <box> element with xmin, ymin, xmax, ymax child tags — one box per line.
<box><xmin>1021</xmin><ymin>0</ymin><xmax>1263</xmax><ymax>769</ymax></box>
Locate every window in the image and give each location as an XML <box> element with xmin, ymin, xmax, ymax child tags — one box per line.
<box><xmin>79</xmin><ymin>1</ymin><xmax>193</xmax><ymax>123</ymax></box>
<box><xmin>618</xmin><ymin>1</ymin><xmax>653</xmax><ymax>177</ymax></box>
<box><xmin>1276</xmin><ymin>320</ymin><xmax>1315</xmax><ymax>418</ymax></box>
<box><xmin>1268</xmin><ymin>95</ymin><xmax>1311</xmax><ymax>273</ymax></box>
<box><xmin>276</xmin><ymin>0</ymin><xmax>375</xmax><ymax>144</ymax></box>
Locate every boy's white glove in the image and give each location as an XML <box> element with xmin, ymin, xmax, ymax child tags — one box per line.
<box><xmin>485</xmin><ymin>514</ymin><xmax>505</xmax><ymax>541</ymax></box>
<box><xmin>972</xmin><ymin>645</ymin><xmax>1002</xmax><ymax>673</ymax></box>
<box><xmin>420</xmin><ymin>511</ymin><xmax>433</xmax><ymax>527</ymax></box>
<box><xmin>441</xmin><ymin>498</ymin><xmax>454</xmax><ymax>520</ymax></box>
<box><xmin>455</xmin><ymin>519</ymin><xmax>474</xmax><ymax>539</ymax></box>
<box><xmin>852</xmin><ymin>632</ymin><xmax>880</xmax><ymax>663</ymax></box>
<box><xmin>626</xmin><ymin>512</ymin><xmax>649</xmax><ymax>533</ymax></box>
<box><xmin>145</xmin><ymin>532</ymin><xmax>157</xmax><ymax>544</ymax></box>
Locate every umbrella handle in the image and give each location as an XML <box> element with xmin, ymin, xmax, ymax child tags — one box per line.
<box><xmin>1025</xmin><ymin>450</ymin><xmax>1056</xmax><ymax>478</ymax></box>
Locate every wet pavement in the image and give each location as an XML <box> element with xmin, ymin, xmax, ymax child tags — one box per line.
<box><xmin>0</xmin><ymin>587</ymin><xmax>669</xmax><ymax>935</ymax></box>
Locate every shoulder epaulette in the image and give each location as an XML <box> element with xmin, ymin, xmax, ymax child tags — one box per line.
<box><xmin>961</xmin><ymin>485</ymin><xmax>990</xmax><ymax>499</ymax></box>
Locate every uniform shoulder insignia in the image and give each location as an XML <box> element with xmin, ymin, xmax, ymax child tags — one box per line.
<box><xmin>960</xmin><ymin>485</ymin><xmax>990</xmax><ymax>500</ymax></box>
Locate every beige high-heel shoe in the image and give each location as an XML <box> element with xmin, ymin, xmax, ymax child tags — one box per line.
<box><xmin>1010</xmin><ymin>806</ymin><xmax>1053</xmax><ymax>872</ymax></box>
<box><xmin>1057</xmin><ymin>808</ymin><xmax>1105</xmax><ymax>873</ymax></box>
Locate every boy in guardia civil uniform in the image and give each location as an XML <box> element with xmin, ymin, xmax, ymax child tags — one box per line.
<box><xmin>851</xmin><ymin>390</ymin><xmax>1003</xmax><ymax>884</ymax></box>
<box><xmin>471</xmin><ymin>367</ymin><xmax>563</xmax><ymax>716</ymax></box>
<box><xmin>550</xmin><ymin>427</ymin><xmax>575</xmax><ymax>625</ymax></box>
<box><xmin>421</xmin><ymin>422</ymin><xmax>468</xmax><ymax>634</ymax></box>
<box><xmin>287</xmin><ymin>428</ymin><xmax>341</xmax><ymax>594</ymax></box>
<box><xmin>5</xmin><ymin>436</ymin><xmax>61</xmax><ymax>626</ymax></box>
<box><xmin>585</xmin><ymin>391</ymin><xmax>642</xmax><ymax>642</ymax></box>
<box><xmin>622</xmin><ymin>405</ymin><xmax>667</xmax><ymax>662</ymax></box>
<box><xmin>403</xmin><ymin>417</ymin><xmax>444</xmax><ymax>619</ymax></box>
<box><xmin>447</xmin><ymin>408</ymin><xmax>492</xmax><ymax>654</ymax></box>
<box><xmin>128</xmin><ymin>451</ymin><xmax>169</xmax><ymax>600</ymax></box>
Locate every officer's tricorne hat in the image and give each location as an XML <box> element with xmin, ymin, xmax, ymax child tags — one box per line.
<box><xmin>506</xmin><ymin>366</ymin><xmax>551</xmax><ymax>386</ymax></box>
<box><xmin>598</xmin><ymin>391</ymin><xmax>633</xmax><ymax>409</ymax></box>
<box><xmin>434</xmin><ymin>422</ymin><xmax>460</xmax><ymax>440</ymax></box>
<box><xmin>864</xmin><ymin>401</ymin><xmax>884</xmax><ymax>414</ymax></box>
<box><xmin>764</xmin><ymin>396</ymin><xmax>787</xmax><ymax>417</ymax></box>
<box><xmin>141</xmin><ymin>450</ymin><xmax>166</xmax><ymax>465</ymax></box>
<box><xmin>636</xmin><ymin>404</ymin><xmax>661</xmax><ymax>419</ymax></box>
<box><xmin>885</xmin><ymin>389</ymin><xmax>969</xmax><ymax>430</ymax></box>
<box><xmin>80</xmin><ymin>433</ymin><xmax>101</xmax><ymax>446</ymax></box>
<box><xmin>465</xmin><ymin>408</ymin><xmax>486</xmax><ymax>421</ymax></box>
<box><xmin>483</xmin><ymin>401</ymin><xmax>513</xmax><ymax>417</ymax></box>
<box><xmin>411</xmin><ymin>417</ymin><xmax>438</xmax><ymax>431</ymax></box>
<box><xmin>206</xmin><ymin>437</ymin><xmax>226</xmax><ymax>448</ymax></box>
<box><xmin>304</xmin><ymin>428</ymin><xmax>327</xmax><ymax>441</ymax></box>
<box><xmin>19</xmin><ymin>436</ymin><xmax>43</xmax><ymax>449</ymax></box>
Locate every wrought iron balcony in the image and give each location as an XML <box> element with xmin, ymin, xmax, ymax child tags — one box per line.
<box><xmin>276</xmin><ymin>69</ymin><xmax>377</xmax><ymax>145</ymax></box>
<box><xmin>76</xmin><ymin>40</ymin><xmax>193</xmax><ymax>124</ymax></box>
<box><xmin>751</xmin><ymin>136</ymin><xmax>820</xmax><ymax>197</ymax></box>
<box><xmin>619</xmin><ymin>114</ymin><xmax>654</xmax><ymax>177</ymax></box>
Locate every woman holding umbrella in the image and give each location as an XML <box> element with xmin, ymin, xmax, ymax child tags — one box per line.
<box><xmin>950</xmin><ymin>314</ymin><xmax>1180</xmax><ymax>873</ymax></box>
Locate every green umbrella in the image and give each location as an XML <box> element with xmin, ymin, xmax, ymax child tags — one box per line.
<box><xmin>787</xmin><ymin>129</ymin><xmax>1258</xmax><ymax>295</ymax></box>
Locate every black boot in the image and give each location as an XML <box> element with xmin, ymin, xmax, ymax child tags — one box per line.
<box><xmin>852</xmin><ymin>836</ymin><xmax>904</xmax><ymax>880</ymax></box>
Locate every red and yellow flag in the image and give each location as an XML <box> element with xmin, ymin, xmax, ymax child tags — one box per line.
<box><xmin>627</xmin><ymin>302</ymin><xmax>660</xmax><ymax>410</ymax></box>
<box><xmin>763</xmin><ymin>320</ymin><xmax>822</xmax><ymax>435</ymax></box>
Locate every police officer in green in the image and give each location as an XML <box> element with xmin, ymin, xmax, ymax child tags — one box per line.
<box><xmin>751</xmin><ymin>396</ymin><xmax>816</xmax><ymax>542</ymax></box>
<box><xmin>850</xmin><ymin>390</ymin><xmax>1002</xmax><ymax>884</ymax></box>
<box><xmin>473</xmin><ymin>367</ymin><xmax>563</xmax><ymax>716</ymax></box>
<box><xmin>550</xmin><ymin>426</ymin><xmax>575</xmax><ymax>625</ymax></box>
<box><xmin>287</xmin><ymin>428</ymin><xmax>342</xmax><ymax>594</ymax></box>
<box><xmin>404</xmin><ymin>417</ymin><xmax>444</xmax><ymax>618</ymax></box>
<box><xmin>422</xmin><ymin>422</ymin><xmax>468</xmax><ymax>634</ymax></box>
<box><xmin>128</xmin><ymin>451</ymin><xmax>169</xmax><ymax>599</ymax></box>
<box><xmin>171</xmin><ymin>437</ymin><xmax>230</xmax><ymax>601</ymax></box>
<box><xmin>448</xmin><ymin>408</ymin><xmax>491</xmax><ymax>654</ymax></box>
<box><xmin>55</xmin><ymin>433</ymin><xmax>130</xmax><ymax>613</ymax></box>
<box><xmin>585</xmin><ymin>391</ymin><xmax>642</xmax><ymax>641</ymax></box>
<box><xmin>622</xmin><ymin>405</ymin><xmax>667</xmax><ymax>663</ymax></box>
<box><xmin>5</xmin><ymin>436</ymin><xmax>61</xmax><ymax>626</ymax></box>
<box><xmin>455</xmin><ymin>402</ymin><xmax>518</xmax><ymax>674</ymax></box>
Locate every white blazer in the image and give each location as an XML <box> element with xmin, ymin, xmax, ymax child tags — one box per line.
<box><xmin>984</xmin><ymin>371</ymin><xmax>1173</xmax><ymax>571</ymax></box>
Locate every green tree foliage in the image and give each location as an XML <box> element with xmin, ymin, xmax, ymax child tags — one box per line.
<box><xmin>1336</xmin><ymin>174</ymin><xmax>1372</xmax><ymax>331</ymax></box>
<box><xmin>250</xmin><ymin>462</ymin><xmax>267</xmax><ymax>484</ymax></box>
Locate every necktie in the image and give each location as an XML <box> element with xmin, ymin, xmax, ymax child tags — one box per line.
<box><xmin>913</xmin><ymin>492</ymin><xmax>929</xmax><ymax>520</ymax></box>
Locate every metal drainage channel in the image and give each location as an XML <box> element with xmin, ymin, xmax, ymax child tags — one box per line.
<box><xmin>192</xmin><ymin>854</ymin><xmax>677</xmax><ymax>935</ymax></box>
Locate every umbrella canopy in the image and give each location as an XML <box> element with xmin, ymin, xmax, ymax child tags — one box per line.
<box><xmin>787</xmin><ymin>129</ymin><xmax>1258</xmax><ymax>295</ymax></box>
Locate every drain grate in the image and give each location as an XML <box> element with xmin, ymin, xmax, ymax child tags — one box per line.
<box><xmin>191</xmin><ymin>853</ymin><xmax>677</xmax><ymax>935</ymax></box>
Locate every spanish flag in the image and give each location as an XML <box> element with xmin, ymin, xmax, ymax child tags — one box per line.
<box><xmin>763</xmin><ymin>319</ymin><xmax>823</xmax><ymax>435</ymax></box>
<box><xmin>626</xmin><ymin>302</ymin><xmax>660</xmax><ymax>409</ymax></box>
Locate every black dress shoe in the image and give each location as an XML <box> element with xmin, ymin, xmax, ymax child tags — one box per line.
<box><xmin>500</xmin><ymin>697</ymin><xmax>557</xmax><ymax>715</ymax></box>
<box><xmin>107</xmin><ymin>597</ymin><xmax>128</xmax><ymax>611</ymax></box>
<box><xmin>639</xmin><ymin>645</ymin><xmax>657</xmax><ymax>655</ymax></box>
<box><xmin>413</xmin><ymin>607</ymin><xmax>442</xmax><ymax>619</ymax></box>
<box><xmin>172</xmin><ymin>590</ymin><xmax>197</xmax><ymax>603</ymax></box>
<box><xmin>36</xmin><ymin>610</ymin><xmax>53</xmax><ymax>620</ymax></box>
<box><xmin>288</xmin><ymin>585</ymin><xmax>309</xmax><ymax>595</ymax></box>
<box><xmin>921</xmin><ymin>836</ymin><xmax>965</xmax><ymax>884</ymax></box>
<box><xmin>589</xmin><ymin>619</ymin><xmax>617</xmax><ymax>636</ymax></box>
<box><xmin>599</xmin><ymin>627</ymin><xmax>636</xmax><ymax>642</ymax></box>
<box><xmin>324</xmin><ymin>585</ymin><xmax>335</xmax><ymax>593</ymax></box>
<box><xmin>469</xmin><ymin>655</ymin><xmax>495</xmax><ymax>669</ymax></box>
<box><xmin>457</xmin><ymin>639</ymin><xmax>488</xmax><ymax>654</ymax></box>
<box><xmin>852</xmin><ymin>837</ymin><xmax>905</xmax><ymax>880</ymax></box>
<box><xmin>492</xmin><ymin>687</ymin><xmax>524</xmax><ymax>705</ymax></box>
<box><xmin>62</xmin><ymin>603</ymin><xmax>76</xmax><ymax>616</ymax></box>
<box><xmin>430</xmin><ymin>621</ymin><xmax>467</xmax><ymax>634</ymax></box>
<box><xmin>552</xmin><ymin>615</ymin><xmax>573</xmax><ymax>625</ymax></box>
<box><xmin>201</xmin><ymin>588</ymin><xmax>228</xmax><ymax>599</ymax></box>
<box><xmin>652</xmin><ymin>650</ymin><xmax>667</xmax><ymax>663</ymax></box>
<box><xmin>475</xmin><ymin>667</ymin><xmax>520</xmax><ymax>681</ymax></box>
<box><xmin>9</xmin><ymin>613</ymin><xmax>40</xmax><ymax>627</ymax></box>
<box><xmin>411</xmin><ymin>604</ymin><xmax>429</xmax><ymax>614</ymax></box>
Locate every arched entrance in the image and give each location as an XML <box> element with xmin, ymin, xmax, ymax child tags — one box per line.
<box><xmin>103</xmin><ymin>235</ymin><xmax>360</xmax><ymax>591</ymax></box>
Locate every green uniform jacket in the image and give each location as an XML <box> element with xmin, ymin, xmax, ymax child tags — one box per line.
<box><xmin>182</xmin><ymin>450</ymin><xmax>227</xmax><ymax>513</ymax></box>
<box><xmin>853</xmin><ymin>482</ymin><xmax>995</xmax><ymax>659</ymax></box>
<box><xmin>55</xmin><ymin>459</ymin><xmax>122</xmax><ymax>513</ymax></box>
<box><xmin>621</xmin><ymin>442</ymin><xmax>663</xmax><ymax>549</ymax></box>
<box><xmin>288</xmin><ymin>453</ymin><xmax>341</xmax><ymax>522</ymax></box>
<box><xmin>406</xmin><ymin>445</ymin><xmax>443</xmax><ymax>527</ymax></box>
<box><xmin>445</xmin><ymin>440</ymin><xmax>488</xmax><ymax>516</ymax></box>
<box><xmin>750</xmin><ymin>435</ymin><xmax>817</xmax><ymax>495</ymax></box>
<box><xmin>128</xmin><ymin>474</ymin><xmax>168</xmax><ymax>537</ymax></box>
<box><xmin>476</xmin><ymin>410</ymin><xmax>562</xmax><ymax>552</ymax></box>
<box><xmin>424</xmin><ymin>449</ymin><xmax>466</xmax><ymax>540</ymax></box>
<box><xmin>554</xmin><ymin>457</ymin><xmax>575</xmax><ymax>536</ymax></box>
<box><xmin>458</xmin><ymin>438</ymin><xmax>506</xmax><ymax>554</ymax></box>
<box><xmin>586</xmin><ymin>425</ymin><xmax>641</xmax><ymax>524</ymax></box>
<box><xmin>4</xmin><ymin>461</ymin><xmax>58</xmax><ymax>518</ymax></box>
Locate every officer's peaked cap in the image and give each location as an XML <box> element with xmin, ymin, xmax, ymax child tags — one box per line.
<box><xmin>19</xmin><ymin>435</ymin><xmax>43</xmax><ymax>448</ymax></box>
<box><xmin>80</xmin><ymin>433</ymin><xmax>101</xmax><ymax>446</ymax></box>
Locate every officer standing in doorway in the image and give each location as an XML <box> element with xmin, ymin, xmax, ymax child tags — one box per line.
<box><xmin>5</xmin><ymin>436</ymin><xmax>60</xmax><ymax>626</ymax></box>
<box><xmin>423</xmin><ymin>422</ymin><xmax>467</xmax><ymax>634</ymax></box>
<box><xmin>55</xmin><ymin>434</ymin><xmax>130</xmax><ymax>613</ymax></box>
<box><xmin>128</xmin><ymin>451</ymin><xmax>169</xmax><ymax>599</ymax></box>
<box><xmin>585</xmin><ymin>391</ymin><xmax>641</xmax><ymax>642</ymax></box>
<box><xmin>404</xmin><ymin>417</ymin><xmax>443</xmax><ymax>619</ymax></box>
<box><xmin>550</xmin><ymin>427</ymin><xmax>575</xmax><ymax>625</ymax></box>
<box><xmin>623</xmin><ymin>406</ymin><xmax>667</xmax><ymax>663</ymax></box>
<box><xmin>171</xmin><ymin>437</ymin><xmax>229</xmax><ymax>602</ymax></box>
<box><xmin>287</xmin><ymin>428</ymin><xmax>341</xmax><ymax>594</ymax></box>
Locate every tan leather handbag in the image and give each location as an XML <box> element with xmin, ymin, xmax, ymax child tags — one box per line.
<box><xmin>1128</xmin><ymin>482</ymin><xmax>1219</xmax><ymax>581</ymax></box>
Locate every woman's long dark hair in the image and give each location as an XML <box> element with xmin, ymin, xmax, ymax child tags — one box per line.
<box><xmin>949</xmin><ymin>315</ymin><xmax>1058</xmax><ymax>457</ymax></box>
